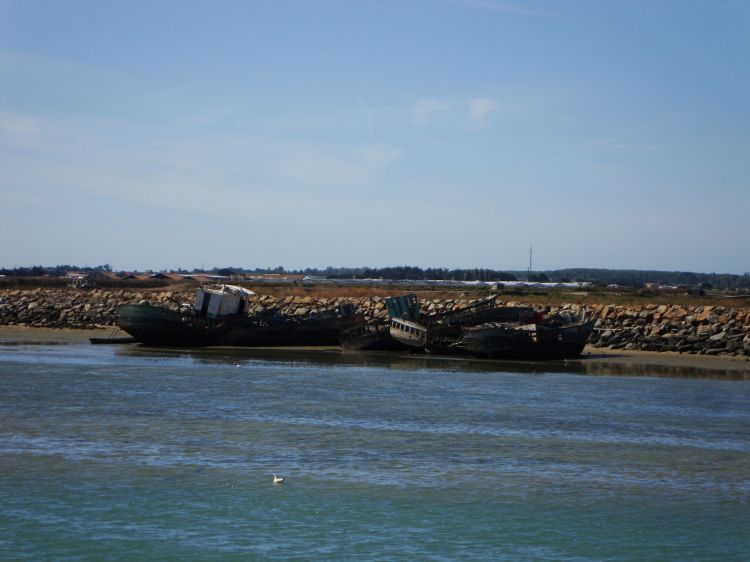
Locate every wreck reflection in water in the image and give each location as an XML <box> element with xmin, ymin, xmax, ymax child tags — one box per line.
<box><xmin>116</xmin><ymin>346</ymin><xmax>750</xmax><ymax>381</ymax></box>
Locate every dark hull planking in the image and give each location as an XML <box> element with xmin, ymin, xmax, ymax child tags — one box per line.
<box><xmin>341</xmin><ymin>326</ymin><xmax>410</xmax><ymax>351</ymax></box>
<box><xmin>457</xmin><ymin>320</ymin><xmax>597</xmax><ymax>359</ymax></box>
<box><xmin>117</xmin><ymin>304</ymin><xmax>360</xmax><ymax>347</ymax></box>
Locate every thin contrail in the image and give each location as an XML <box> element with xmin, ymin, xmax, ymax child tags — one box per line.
<box><xmin>538</xmin><ymin>113</ymin><xmax>673</xmax><ymax>167</ymax></box>
<box><xmin>315</xmin><ymin>50</ymin><xmax>374</xmax><ymax>138</ymax></box>
<box><xmin>318</xmin><ymin>50</ymin><xmax>336</xmax><ymax>66</ymax></box>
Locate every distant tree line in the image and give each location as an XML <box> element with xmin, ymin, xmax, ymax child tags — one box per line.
<box><xmin>520</xmin><ymin>268</ymin><xmax>750</xmax><ymax>290</ymax></box>
<box><xmin>317</xmin><ymin>266</ymin><xmax>519</xmax><ymax>282</ymax></box>
<box><xmin>0</xmin><ymin>264</ymin><xmax>112</xmax><ymax>277</ymax></box>
<box><xmin>202</xmin><ymin>266</ymin><xmax>517</xmax><ymax>281</ymax></box>
<box><xmin>206</xmin><ymin>266</ymin><xmax>750</xmax><ymax>289</ymax></box>
<box><xmin>3</xmin><ymin>264</ymin><xmax>749</xmax><ymax>290</ymax></box>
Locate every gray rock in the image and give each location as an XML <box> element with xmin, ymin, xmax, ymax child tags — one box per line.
<box><xmin>709</xmin><ymin>331</ymin><xmax>727</xmax><ymax>342</ymax></box>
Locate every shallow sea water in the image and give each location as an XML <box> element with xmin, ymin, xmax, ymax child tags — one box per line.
<box><xmin>0</xmin><ymin>342</ymin><xmax>748</xmax><ymax>560</ymax></box>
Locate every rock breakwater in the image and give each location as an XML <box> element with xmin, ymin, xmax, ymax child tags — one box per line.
<box><xmin>1</xmin><ymin>289</ymin><xmax>748</xmax><ymax>357</ymax></box>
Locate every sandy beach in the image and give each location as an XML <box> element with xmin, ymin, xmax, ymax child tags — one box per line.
<box><xmin>0</xmin><ymin>326</ymin><xmax>113</xmax><ymax>345</ymax></box>
<box><xmin>575</xmin><ymin>346</ymin><xmax>750</xmax><ymax>380</ymax></box>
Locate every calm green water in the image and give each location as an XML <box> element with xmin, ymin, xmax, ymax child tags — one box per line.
<box><xmin>0</xmin><ymin>342</ymin><xmax>748</xmax><ymax>561</ymax></box>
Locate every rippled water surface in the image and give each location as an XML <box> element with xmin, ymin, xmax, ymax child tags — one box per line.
<box><xmin>1</xmin><ymin>342</ymin><xmax>749</xmax><ymax>560</ymax></box>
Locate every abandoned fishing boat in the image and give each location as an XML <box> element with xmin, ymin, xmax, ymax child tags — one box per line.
<box><xmin>117</xmin><ymin>285</ymin><xmax>362</xmax><ymax>347</ymax></box>
<box><xmin>453</xmin><ymin>309</ymin><xmax>596</xmax><ymax>359</ymax></box>
<box><xmin>385</xmin><ymin>293</ymin><xmax>428</xmax><ymax>350</ymax></box>
<box><xmin>386</xmin><ymin>294</ymin><xmax>595</xmax><ymax>359</ymax></box>
<box><xmin>386</xmin><ymin>294</ymin><xmax>532</xmax><ymax>353</ymax></box>
<box><xmin>341</xmin><ymin>323</ymin><xmax>410</xmax><ymax>351</ymax></box>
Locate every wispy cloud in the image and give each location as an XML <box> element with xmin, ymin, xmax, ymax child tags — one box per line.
<box><xmin>468</xmin><ymin>97</ymin><xmax>498</xmax><ymax>127</ymax></box>
<box><xmin>0</xmin><ymin>106</ymin><xmax>404</xmax><ymax>217</ymax></box>
<box><xmin>412</xmin><ymin>98</ymin><xmax>450</xmax><ymax>126</ymax></box>
<box><xmin>0</xmin><ymin>110</ymin><xmax>42</xmax><ymax>137</ymax></box>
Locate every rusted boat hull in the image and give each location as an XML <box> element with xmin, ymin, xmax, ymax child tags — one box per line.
<box><xmin>117</xmin><ymin>304</ymin><xmax>361</xmax><ymax>347</ymax></box>
<box><xmin>341</xmin><ymin>325</ymin><xmax>409</xmax><ymax>351</ymax></box>
<box><xmin>214</xmin><ymin>315</ymin><xmax>361</xmax><ymax>346</ymax></box>
<box><xmin>385</xmin><ymin>294</ymin><xmax>595</xmax><ymax>359</ymax></box>
<box><xmin>457</xmin><ymin>319</ymin><xmax>597</xmax><ymax>359</ymax></box>
<box><xmin>117</xmin><ymin>305</ymin><xmax>206</xmax><ymax>346</ymax></box>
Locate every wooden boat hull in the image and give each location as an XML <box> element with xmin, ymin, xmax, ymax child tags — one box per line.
<box><xmin>341</xmin><ymin>325</ymin><xmax>409</xmax><ymax>351</ymax></box>
<box><xmin>457</xmin><ymin>319</ymin><xmax>597</xmax><ymax>359</ymax></box>
<box><xmin>213</xmin><ymin>315</ymin><xmax>361</xmax><ymax>346</ymax></box>
<box><xmin>385</xmin><ymin>293</ymin><xmax>596</xmax><ymax>360</ymax></box>
<box><xmin>117</xmin><ymin>304</ymin><xmax>361</xmax><ymax>347</ymax></box>
<box><xmin>117</xmin><ymin>305</ymin><xmax>207</xmax><ymax>346</ymax></box>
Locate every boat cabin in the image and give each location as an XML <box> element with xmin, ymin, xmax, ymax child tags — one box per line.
<box><xmin>195</xmin><ymin>285</ymin><xmax>255</xmax><ymax>319</ymax></box>
<box><xmin>389</xmin><ymin>317</ymin><xmax>428</xmax><ymax>347</ymax></box>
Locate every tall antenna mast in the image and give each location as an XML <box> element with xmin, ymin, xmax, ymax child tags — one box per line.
<box><xmin>528</xmin><ymin>244</ymin><xmax>533</xmax><ymax>276</ymax></box>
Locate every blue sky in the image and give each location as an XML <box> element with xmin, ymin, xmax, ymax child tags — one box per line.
<box><xmin>1</xmin><ymin>0</ymin><xmax>748</xmax><ymax>273</ymax></box>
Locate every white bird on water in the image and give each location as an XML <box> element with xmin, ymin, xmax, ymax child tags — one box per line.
<box><xmin>273</xmin><ymin>474</ymin><xmax>285</xmax><ymax>484</ymax></box>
